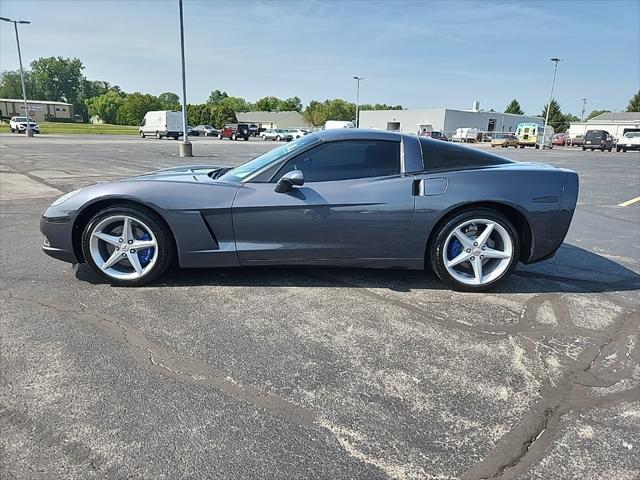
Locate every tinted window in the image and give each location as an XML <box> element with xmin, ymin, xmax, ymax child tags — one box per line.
<box><xmin>419</xmin><ymin>137</ymin><xmax>512</xmax><ymax>172</ymax></box>
<box><xmin>585</xmin><ymin>130</ymin><xmax>603</xmax><ymax>140</ymax></box>
<box><xmin>275</xmin><ymin>140</ymin><xmax>401</xmax><ymax>182</ymax></box>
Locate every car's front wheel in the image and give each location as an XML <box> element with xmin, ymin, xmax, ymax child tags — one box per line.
<box><xmin>140</xmin><ymin>131</ymin><xmax>145</xmax><ymax>138</ymax></box>
<box><xmin>429</xmin><ymin>209</ymin><xmax>520</xmax><ymax>292</ymax></box>
<box><xmin>81</xmin><ymin>205</ymin><xmax>175</xmax><ymax>286</ymax></box>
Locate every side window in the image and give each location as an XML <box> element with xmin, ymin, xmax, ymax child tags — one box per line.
<box><xmin>419</xmin><ymin>137</ymin><xmax>511</xmax><ymax>172</ymax></box>
<box><xmin>274</xmin><ymin>140</ymin><xmax>400</xmax><ymax>182</ymax></box>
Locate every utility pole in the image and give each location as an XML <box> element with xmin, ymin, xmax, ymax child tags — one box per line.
<box><xmin>353</xmin><ymin>76</ymin><xmax>364</xmax><ymax>128</ymax></box>
<box><xmin>580</xmin><ymin>98</ymin><xmax>587</xmax><ymax>122</ymax></box>
<box><xmin>543</xmin><ymin>58</ymin><xmax>562</xmax><ymax>149</ymax></box>
<box><xmin>178</xmin><ymin>0</ymin><xmax>192</xmax><ymax>157</ymax></box>
<box><xmin>0</xmin><ymin>16</ymin><xmax>32</xmax><ymax>137</ymax></box>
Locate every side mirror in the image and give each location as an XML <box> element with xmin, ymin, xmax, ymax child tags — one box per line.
<box><xmin>274</xmin><ymin>170</ymin><xmax>304</xmax><ymax>193</ymax></box>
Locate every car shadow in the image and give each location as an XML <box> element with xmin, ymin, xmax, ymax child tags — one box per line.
<box><xmin>75</xmin><ymin>243</ymin><xmax>640</xmax><ymax>294</ymax></box>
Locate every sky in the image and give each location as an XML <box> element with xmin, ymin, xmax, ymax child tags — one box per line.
<box><xmin>0</xmin><ymin>0</ymin><xmax>638</xmax><ymax>116</ymax></box>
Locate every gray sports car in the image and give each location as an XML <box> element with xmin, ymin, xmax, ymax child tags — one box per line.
<box><xmin>40</xmin><ymin>129</ymin><xmax>579</xmax><ymax>291</ymax></box>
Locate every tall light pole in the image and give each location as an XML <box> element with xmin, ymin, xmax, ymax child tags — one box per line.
<box><xmin>353</xmin><ymin>76</ymin><xmax>364</xmax><ymax>128</ymax></box>
<box><xmin>0</xmin><ymin>16</ymin><xmax>33</xmax><ymax>138</ymax></box>
<box><xmin>580</xmin><ymin>98</ymin><xmax>587</xmax><ymax>122</ymax></box>
<box><xmin>178</xmin><ymin>0</ymin><xmax>192</xmax><ymax>157</ymax></box>
<box><xmin>543</xmin><ymin>58</ymin><xmax>561</xmax><ymax>148</ymax></box>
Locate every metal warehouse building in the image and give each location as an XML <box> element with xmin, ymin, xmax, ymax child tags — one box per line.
<box><xmin>359</xmin><ymin>108</ymin><xmax>543</xmax><ymax>136</ymax></box>
<box><xmin>236</xmin><ymin>111</ymin><xmax>307</xmax><ymax>129</ymax></box>
<box><xmin>568</xmin><ymin>112</ymin><xmax>640</xmax><ymax>140</ymax></box>
<box><xmin>0</xmin><ymin>98</ymin><xmax>75</xmax><ymax>122</ymax></box>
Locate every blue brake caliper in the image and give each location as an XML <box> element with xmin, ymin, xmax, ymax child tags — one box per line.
<box><xmin>137</xmin><ymin>233</ymin><xmax>154</xmax><ymax>266</ymax></box>
<box><xmin>448</xmin><ymin>237</ymin><xmax>463</xmax><ymax>260</ymax></box>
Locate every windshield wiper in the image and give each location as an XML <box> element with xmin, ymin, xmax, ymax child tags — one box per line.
<box><xmin>209</xmin><ymin>167</ymin><xmax>232</xmax><ymax>180</ymax></box>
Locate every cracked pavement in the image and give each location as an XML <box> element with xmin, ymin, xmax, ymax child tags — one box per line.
<box><xmin>1</xmin><ymin>134</ymin><xmax>639</xmax><ymax>479</ymax></box>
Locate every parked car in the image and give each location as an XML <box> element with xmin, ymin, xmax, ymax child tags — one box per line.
<box><xmin>583</xmin><ymin>130</ymin><xmax>613</xmax><ymax>151</ymax></box>
<box><xmin>187</xmin><ymin>125</ymin><xmax>199</xmax><ymax>136</ymax></box>
<box><xmin>324</xmin><ymin>120</ymin><xmax>355</xmax><ymax>129</ymax></box>
<box><xmin>219</xmin><ymin>123</ymin><xmax>250</xmax><ymax>141</ymax></box>
<box><xmin>616</xmin><ymin>131</ymin><xmax>640</xmax><ymax>152</ymax></box>
<box><xmin>481</xmin><ymin>133</ymin><xmax>494</xmax><ymax>142</ymax></box>
<box><xmin>287</xmin><ymin>128</ymin><xmax>310</xmax><ymax>139</ymax></box>
<box><xmin>261</xmin><ymin>129</ymin><xmax>293</xmax><ymax>141</ymax></box>
<box><xmin>40</xmin><ymin>129</ymin><xmax>578</xmax><ymax>291</ymax></box>
<box><xmin>490</xmin><ymin>133</ymin><xmax>518</xmax><ymax>148</ymax></box>
<box><xmin>9</xmin><ymin>116</ymin><xmax>40</xmax><ymax>134</ymax></box>
<box><xmin>139</xmin><ymin>111</ymin><xmax>182</xmax><ymax>139</ymax></box>
<box><xmin>552</xmin><ymin>133</ymin><xmax>568</xmax><ymax>146</ymax></box>
<box><xmin>195</xmin><ymin>125</ymin><xmax>218</xmax><ymax>136</ymax></box>
<box><xmin>248</xmin><ymin>124</ymin><xmax>259</xmax><ymax>137</ymax></box>
<box><xmin>568</xmin><ymin>135</ymin><xmax>584</xmax><ymax>147</ymax></box>
<box><xmin>421</xmin><ymin>130</ymin><xmax>449</xmax><ymax>141</ymax></box>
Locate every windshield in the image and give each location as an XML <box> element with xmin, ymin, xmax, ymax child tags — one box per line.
<box><xmin>624</xmin><ymin>132</ymin><xmax>640</xmax><ymax>138</ymax></box>
<box><xmin>496</xmin><ymin>133</ymin><xmax>509</xmax><ymax>139</ymax></box>
<box><xmin>218</xmin><ymin>134</ymin><xmax>320</xmax><ymax>182</ymax></box>
<box><xmin>14</xmin><ymin>117</ymin><xmax>30</xmax><ymax>122</ymax></box>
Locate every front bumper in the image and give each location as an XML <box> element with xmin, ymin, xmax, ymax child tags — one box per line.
<box><xmin>40</xmin><ymin>215</ymin><xmax>79</xmax><ymax>263</ymax></box>
<box><xmin>619</xmin><ymin>144</ymin><xmax>640</xmax><ymax>150</ymax></box>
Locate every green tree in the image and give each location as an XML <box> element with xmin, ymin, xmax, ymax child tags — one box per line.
<box><xmin>0</xmin><ymin>70</ymin><xmax>33</xmax><ymax>99</ymax></box>
<box><xmin>303</xmin><ymin>98</ymin><xmax>356</xmax><ymax>126</ymax></box>
<box><xmin>541</xmin><ymin>99</ymin><xmax>569</xmax><ymax>132</ymax></box>
<box><xmin>627</xmin><ymin>91</ymin><xmax>640</xmax><ymax>112</ymax></box>
<box><xmin>85</xmin><ymin>90</ymin><xmax>124</xmax><ymax>124</ymax></box>
<box><xmin>360</xmin><ymin>104</ymin><xmax>403</xmax><ymax>110</ymax></box>
<box><xmin>29</xmin><ymin>57</ymin><xmax>85</xmax><ymax>104</ymax></box>
<box><xmin>218</xmin><ymin>96</ymin><xmax>252</xmax><ymax>113</ymax></box>
<box><xmin>254</xmin><ymin>96</ymin><xmax>281</xmax><ymax>112</ymax></box>
<box><xmin>158</xmin><ymin>92</ymin><xmax>180</xmax><ymax>110</ymax></box>
<box><xmin>586</xmin><ymin>109</ymin><xmax>610</xmax><ymax>121</ymax></box>
<box><xmin>278</xmin><ymin>96</ymin><xmax>303</xmax><ymax>112</ymax></box>
<box><xmin>117</xmin><ymin>92</ymin><xmax>162</xmax><ymax>125</ymax></box>
<box><xmin>207</xmin><ymin>89</ymin><xmax>228</xmax><ymax>105</ymax></box>
<box><xmin>211</xmin><ymin>104</ymin><xmax>237</xmax><ymax>128</ymax></box>
<box><xmin>504</xmin><ymin>99</ymin><xmax>524</xmax><ymax>115</ymax></box>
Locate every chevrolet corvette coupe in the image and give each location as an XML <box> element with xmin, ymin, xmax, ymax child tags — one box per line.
<box><xmin>41</xmin><ymin>129</ymin><xmax>579</xmax><ymax>291</ymax></box>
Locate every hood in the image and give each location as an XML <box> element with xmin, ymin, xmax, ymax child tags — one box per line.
<box><xmin>127</xmin><ymin>164</ymin><xmax>230</xmax><ymax>183</ymax></box>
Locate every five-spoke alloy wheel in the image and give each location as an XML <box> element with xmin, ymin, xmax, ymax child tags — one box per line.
<box><xmin>430</xmin><ymin>209</ymin><xmax>520</xmax><ymax>291</ymax></box>
<box><xmin>82</xmin><ymin>206</ymin><xmax>174</xmax><ymax>286</ymax></box>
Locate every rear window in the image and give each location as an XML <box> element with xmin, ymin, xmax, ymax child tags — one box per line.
<box><xmin>418</xmin><ymin>137</ymin><xmax>513</xmax><ymax>172</ymax></box>
<box><xmin>585</xmin><ymin>131</ymin><xmax>604</xmax><ymax>140</ymax></box>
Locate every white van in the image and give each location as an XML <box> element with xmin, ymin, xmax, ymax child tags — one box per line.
<box><xmin>139</xmin><ymin>111</ymin><xmax>183</xmax><ymax>139</ymax></box>
<box><xmin>452</xmin><ymin>127</ymin><xmax>479</xmax><ymax>143</ymax></box>
<box><xmin>324</xmin><ymin>120</ymin><xmax>355</xmax><ymax>129</ymax></box>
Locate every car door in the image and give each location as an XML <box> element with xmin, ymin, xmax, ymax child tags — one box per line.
<box><xmin>231</xmin><ymin>139</ymin><xmax>416</xmax><ymax>264</ymax></box>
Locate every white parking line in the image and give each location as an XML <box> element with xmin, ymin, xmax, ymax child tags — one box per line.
<box><xmin>618</xmin><ymin>196</ymin><xmax>640</xmax><ymax>207</ymax></box>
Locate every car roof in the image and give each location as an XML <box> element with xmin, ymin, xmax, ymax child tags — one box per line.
<box><xmin>313</xmin><ymin>128</ymin><xmax>403</xmax><ymax>142</ymax></box>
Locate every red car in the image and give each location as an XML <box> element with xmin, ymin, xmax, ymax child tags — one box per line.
<box><xmin>218</xmin><ymin>123</ymin><xmax>250</xmax><ymax>141</ymax></box>
<box><xmin>552</xmin><ymin>133</ymin><xmax>568</xmax><ymax>146</ymax></box>
<box><xmin>421</xmin><ymin>130</ymin><xmax>449</xmax><ymax>141</ymax></box>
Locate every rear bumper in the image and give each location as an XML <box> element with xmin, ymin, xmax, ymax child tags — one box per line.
<box><xmin>40</xmin><ymin>216</ymin><xmax>78</xmax><ymax>264</ymax></box>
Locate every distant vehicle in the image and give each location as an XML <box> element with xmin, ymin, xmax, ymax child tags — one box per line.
<box><xmin>324</xmin><ymin>120</ymin><xmax>355</xmax><ymax>129</ymax></box>
<box><xmin>422</xmin><ymin>130</ymin><xmax>449</xmax><ymax>141</ymax></box>
<box><xmin>481</xmin><ymin>133</ymin><xmax>495</xmax><ymax>142</ymax></box>
<box><xmin>248</xmin><ymin>124</ymin><xmax>259</xmax><ymax>137</ymax></box>
<box><xmin>9</xmin><ymin>116</ymin><xmax>40</xmax><ymax>134</ymax></box>
<box><xmin>583</xmin><ymin>130</ymin><xmax>613</xmax><ymax>152</ymax></box>
<box><xmin>187</xmin><ymin>125</ymin><xmax>199</xmax><ymax>136</ymax></box>
<box><xmin>568</xmin><ymin>135</ymin><xmax>584</xmax><ymax>147</ymax></box>
<box><xmin>139</xmin><ymin>111</ymin><xmax>182</xmax><ymax>139</ymax></box>
<box><xmin>195</xmin><ymin>125</ymin><xmax>218</xmax><ymax>136</ymax></box>
<box><xmin>219</xmin><ymin>123</ymin><xmax>250</xmax><ymax>141</ymax></box>
<box><xmin>552</xmin><ymin>133</ymin><xmax>568</xmax><ymax>146</ymax></box>
<box><xmin>451</xmin><ymin>128</ymin><xmax>478</xmax><ymax>143</ymax></box>
<box><xmin>491</xmin><ymin>133</ymin><xmax>518</xmax><ymax>148</ymax></box>
<box><xmin>261</xmin><ymin>128</ymin><xmax>293</xmax><ymax>141</ymax></box>
<box><xmin>616</xmin><ymin>131</ymin><xmax>640</xmax><ymax>152</ymax></box>
<box><xmin>516</xmin><ymin>123</ymin><xmax>553</xmax><ymax>149</ymax></box>
<box><xmin>287</xmin><ymin>128</ymin><xmax>310</xmax><ymax>139</ymax></box>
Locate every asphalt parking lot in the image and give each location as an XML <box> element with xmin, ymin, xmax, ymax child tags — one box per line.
<box><xmin>1</xmin><ymin>133</ymin><xmax>639</xmax><ymax>480</ymax></box>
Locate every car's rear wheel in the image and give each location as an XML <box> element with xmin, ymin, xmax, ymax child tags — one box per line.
<box><xmin>81</xmin><ymin>205</ymin><xmax>175</xmax><ymax>286</ymax></box>
<box><xmin>156</xmin><ymin>131</ymin><xmax>162</xmax><ymax>140</ymax></box>
<box><xmin>276</xmin><ymin>135</ymin><xmax>281</xmax><ymax>141</ymax></box>
<box><xmin>430</xmin><ymin>209</ymin><xmax>520</xmax><ymax>292</ymax></box>
<box><xmin>231</xmin><ymin>133</ymin><xmax>237</xmax><ymax>141</ymax></box>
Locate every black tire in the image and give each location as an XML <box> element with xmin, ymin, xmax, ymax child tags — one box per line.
<box><xmin>156</xmin><ymin>131</ymin><xmax>162</xmax><ymax>140</ymax></box>
<box><xmin>582</xmin><ymin>146</ymin><xmax>586</xmax><ymax>151</ymax></box>
<box><xmin>232</xmin><ymin>133</ymin><xmax>237</xmax><ymax>141</ymax></box>
<box><xmin>140</xmin><ymin>131</ymin><xmax>145</xmax><ymax>138</ymax></box>
<box><xmin>81</xmin><ymin>205</ymin><xmax>175</xmax><ymax>286</ymax></box>
<box><xmin>276</xmin><ymin>135</ymin><xmax>281</xmax><ymax>141</ymax></box>
<box><xmin>608</xmin><ymin>147</ymin><xmax>612</xmax><ymax>152</ymax></box>
<box><xmin>244</xmin><ymin>136</ymin><xmax>249</xmax><ymax>141</ymax></box>
<box><xmin>623</xmin><ymin>149</ymin><xmax>627</xmax><ymax>153</ymax></box>
<box><xmin>429</xmin><ymin>209</ymin><xmax>520</xmax><ymax>292</ymax></box>
<box><xmin>218</xmin><ymin>134</ymin><xmax>223</xmax><ymax>140</ymax></box>
<box><xmin>616</xmin><ymin>147</ymin><xmax>621</xmax><ymax>152</ymax></box>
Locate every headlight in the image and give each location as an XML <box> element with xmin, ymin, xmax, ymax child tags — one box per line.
<box><xmin>50</xmin><ymin>189</ymin><xmax>81</xmax><ymax>206</ymax></box>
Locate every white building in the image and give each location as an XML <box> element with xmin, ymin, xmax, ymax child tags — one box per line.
<box><xmin>568</xmin><ymin>112</ymin><xmax>640</xmax><ymax>140</ymax></box>
<box><xmin>236</xmin><ymin>111</ymin><xmax>307</xmax><ymax>129</ymax></box>
<box><xmin>359</xmin><ymin>108</ymin><xmax>543</xmax><ymax>136</ymax></box>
